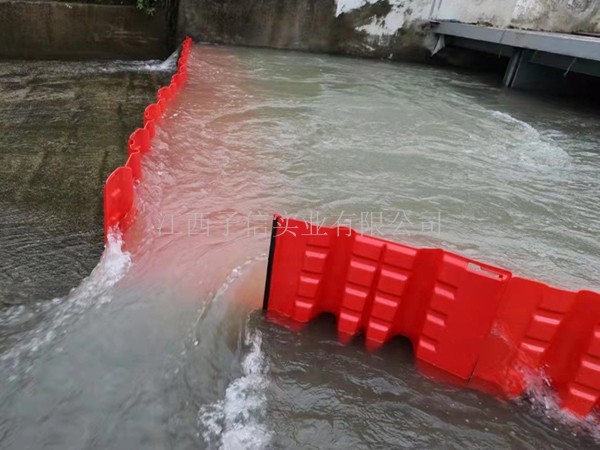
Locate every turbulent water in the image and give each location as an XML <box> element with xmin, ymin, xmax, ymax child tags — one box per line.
<box><xmin>1</xmin><ymin>46</ymin><xmax>599</xmax><ymax>449</ymax></box>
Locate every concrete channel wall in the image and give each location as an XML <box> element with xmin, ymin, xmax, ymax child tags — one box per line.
<box><xmin>177</xmin><ymin>0</ymin><xmax>436</xmax><ymax>59</ymax></box>
<box><xmin>0</xmin><ymin>1</ymin><xmax>170</xmax><ymax>60</ymax></box>
<box><xmin>433</xmin><ymin>0</ymin><xmax>600</xmax><ymax>33</ymax></box>
<box><xmin>2</xmin><ymin>0</ymin><xmax>597</xmax><ymax>61</ymax></box>
<box><xmin>178</xmin><ymin>0</ymin><xmax>600</xmax><ymax>60</ymax></box>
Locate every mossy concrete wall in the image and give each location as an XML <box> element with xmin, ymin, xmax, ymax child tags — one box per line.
<box><xmin>177</xmin><ymin>0</ymin><xmax>434</xmax><ymax>60</ymax></box>
<box><xmin>0</xmin><ymin>1</ymin><xmax>170</xmax><ymax>60</ymax></box>
<box><xmin>177</xmin><ymin>0</ymin><xmax>600</xmax><ymax>60</ymax></box>
<box><xmin>178</xmin><ymin>0</ymin><xmax>344</xmax><ymax>53</ymax></box>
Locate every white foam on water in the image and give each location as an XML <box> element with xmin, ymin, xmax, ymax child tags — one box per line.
<box><xmin>519</xmin><ymin>368</ymin><xmax>600</xmax><ymax>443</ymax></box>
<box><xmin>489</xmin><ymin>110</ymin><xmax>571</xmax><ymax>170</ymax></box>
<box><xmin>491</xmin><ymin>110</ymin><xmax>532</xmax><ymax>128</ymax></box>
<box><xmin>114</xmin><ymin>46</ymin><xmax>181</xmax><ymax>73</ymax></box>
<box><xmin>0</xmin><ymin>229</ymin><xmax>131</xmax><ymax>378</ymax></box>
<box><xmin>12</xmin><ymin>51</ymin><xmax>180</xmax><ymax>78</ymax></box>
<box><xmin>90</xmin><ymin>46</ymin><xmax>182</xmax><ymax>74</ymax></box>
<box><xmin>198</xmin><ymin>329</ymin><xmax>272</xmax><ymax>450</ymax></box>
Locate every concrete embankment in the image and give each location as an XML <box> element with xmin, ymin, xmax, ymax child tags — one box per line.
<box><xmin>177</xmin><ymin>0</ymin><xmax>600</xmax><ymax>96</ymax></box>
<box><xmin>177</xmin><ymin>0</ymin><xmax>435</xmax><ymax>60</ymax></box>
<box><xmin>0</xmin><ymin>1</ymin><xmax>175</xmax><ymax>300</ymax></box>
<box><xmin>0</xmin><ymin>0</ymin><xmax>170</xmax><ymax>60</ymax></box>
<box><xmin>0</xmin><ymin>60</ymin><xmax>171</xmax><ymax>301</ymax></box>
<box><xmin>177</xmin><ymin>0</ymin><xmax>600</xmax><ymax>60</ymax></box>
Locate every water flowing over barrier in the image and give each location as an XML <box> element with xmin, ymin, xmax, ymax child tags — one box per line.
<box><xmin>263</xmin><ymin>215</ymin><xmax>600</xmax><ymax>418</ymax></box>
<box><xmin>101</xmin><ymin>39</ymin><xmax>599</xmax><ymax>429</ymax></box>
<box><xmin>103</xmin><ymin>37</ymin><xmax>192</xmax><ymax>239</ymax></box>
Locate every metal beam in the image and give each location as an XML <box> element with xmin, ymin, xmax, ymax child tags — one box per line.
<box><xmin>528</xmin><ymin>51</ymin><xmax>600</xmax><ymax>78</ymax></box>
<box><xmin>433</xmin><ymin>22</ymin><xmax>600</xmax><ymax>63</ymax></box>
<box><xmin>446</xmin><ymin>36</ymin><xmax>514</xmax><ymax>57</ymax></box>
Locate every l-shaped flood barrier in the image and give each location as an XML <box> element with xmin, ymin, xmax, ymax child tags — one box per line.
<box><xmin>262</xmin><ymin>216</ymin><xmax>600</xmax><ymax>418</ymax></box>
<box><xmin>102</xmin><ymin>38</ymin><xmax>600</xmax><ymax>421</ymax></box>
<box><xmin>103</xmin><ymin>36</ymin><xmax>192</xmax><ymax>239</ymax></box>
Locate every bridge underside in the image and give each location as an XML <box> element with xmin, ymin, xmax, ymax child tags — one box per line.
<box><xmin>432</xmin><ymin>22</ymin><xmax>600</xmax><ymax>95</ymax></box>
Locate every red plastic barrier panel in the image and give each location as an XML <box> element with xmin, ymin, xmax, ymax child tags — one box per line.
<box><xmin>474</xmin><ymin>281</ymin><xmax>600</xmax><ymax>417</ymax></box>
<box><xmin>103</xmin><ymin>166</ymin><xmax>134</xmax><ymax>238</ymax></box>
<box><xmin>178</xmin><ymin>59</ymin><xmax>187</xmax><ymax>72</ymax></box>
<box><xmin>126</xmin><ymin>151</ymin><xmax>141</xmax><ymax>181</ymax></box>
<box><xmin>157</xmin><ymin>98</ymin><xmax>167</xmax><ymax>114</ymax></box>
<box><xmin>103</xmin><ymin>37</ymin><xmax>192</xmax><ymax>241</ymax></box>
<box><xmin>263</xmin><ymin>215</ymin><xmax>600</xmax><ymax>418</ymax></box>
<box><xmin>157</xmin><ymin>86</ymin><xmax>173</xmax><ymax>105</ymax></box>
<box><xmin>171</xmin><ymin>73</ymin><xmax>182</xmax><ymax>91</ymax></box>
<box><xmin>144</xmin><ymin>103</ymin><xmax>162</xmax><ymax>123</ymax></box>
<box><xmin>128</xmin><ymin>127</ymin><xmax>151</xmax><ymax>154</ymax></box>
<box><xmin>144</xmin><ymin>118</ymin><xmax>155</xmax><ymax>140</ymax></box>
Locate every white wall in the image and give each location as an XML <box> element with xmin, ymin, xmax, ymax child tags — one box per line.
<box><xmin>432</xmin><ymin>0</ymin><xmax>519</xmax><ymax>28</ymax></box>
<box><xmin>432</xmin><ymin>0</ymin><xmax>600</xmax><ymax>33</ymax></box>
<box><xmin>511</xmin><ymin>0</ymin><xmax>600</xmax><ymax>33</ymax></box>
<box><xmin>334</xmin><ymin>0</ymin><xmax>431</xmax><ymax>36</ymax></box>
<box><xmin>335</xmin><ymin>0</ymin><xmax>600</xmax><ymax>37</ymax></box>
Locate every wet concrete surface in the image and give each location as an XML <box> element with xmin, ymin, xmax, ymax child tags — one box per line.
<box><xmin>0</xmin><ymin>60</ymin><xmax>171</xmax><ymax>303</ymax></box>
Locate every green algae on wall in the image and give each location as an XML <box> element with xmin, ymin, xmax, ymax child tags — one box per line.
<box><xmin>0</xmin><ymin>1</ymin><xmax>170</xmax><ymax>60</ymax></box>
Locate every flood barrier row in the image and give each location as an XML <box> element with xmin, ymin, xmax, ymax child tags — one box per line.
<box><xmin>103</xmin><ymin>37</ymin><xmax>192</xmax><ymax>239</ymax></box>
<box><xmin>263</xmin><ymin>215</ymin><xmax>600</xmax><ymax>418</ymax></box>
<box><xmin>102</xmin><ymin>40</ymin><xmax>599</xmax><ymax>421</ymax></box>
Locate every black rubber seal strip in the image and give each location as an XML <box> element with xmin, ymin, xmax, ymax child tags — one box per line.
<box><xmin>262</xmin><ymin>216</ymin><xmax>278</xmax><ymax>311</ymax></box>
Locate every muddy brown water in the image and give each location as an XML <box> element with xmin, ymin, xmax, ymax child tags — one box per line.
<box><xmin>1</xmin><ymin>46</ymin><xmax>599</xmax><ymax>449</ymax></box>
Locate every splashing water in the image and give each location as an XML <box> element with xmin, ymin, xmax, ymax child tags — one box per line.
<box><xmin>0</xmin><ymin>230</ymin><xmax>131</xmax><ymax>379</ymax></box>
<box><xmin>198</xmin><ymin>329</ymin><xmax>271</xmax><ymax>450</ymax></box>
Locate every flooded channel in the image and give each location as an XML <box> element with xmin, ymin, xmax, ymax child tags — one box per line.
<box><xmin>1</xmin><ymin>46</ymin><xmax>599</xmax><ymax>448</ymax></box>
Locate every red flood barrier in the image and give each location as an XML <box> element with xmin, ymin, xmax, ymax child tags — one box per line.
<box><xmin>103</xmin><ymin>167</ymin><xmax>134</xmax><ymax>238</ymax></box>
<box><xmin>157</xmin><ymin>86</ymin><xmax>173</xmax><ymax>104</ymax></box>
<box><xmin>126</xmin><ymin>150</ymin><xmax>141</xmax><ymax>181</ymax></box>
<box><xmin>263</xmin><ymin>215</ymin><xmax>600</xmax><ymax>418</ymax></box>
<box><xmin>128</xmin><ymin>127</ymin><xmax>151</xmax><ymax>154</ymax></box>
<box><xmin>103</xmin><ymin>37</ymin><xmax>193</xmax><ymax>240</ymax></box>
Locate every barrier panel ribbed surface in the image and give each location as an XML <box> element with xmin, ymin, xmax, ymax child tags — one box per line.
<box><xmin>263</xmin><ymin>215</ymin><xmax>600</xmax><ymax>418</ymax></box>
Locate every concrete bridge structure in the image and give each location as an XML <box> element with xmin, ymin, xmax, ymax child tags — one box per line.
<box><xmin>432</xmin><ymin>21</ymin><xmax>600</xmax><ymax>92</ymax></box>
